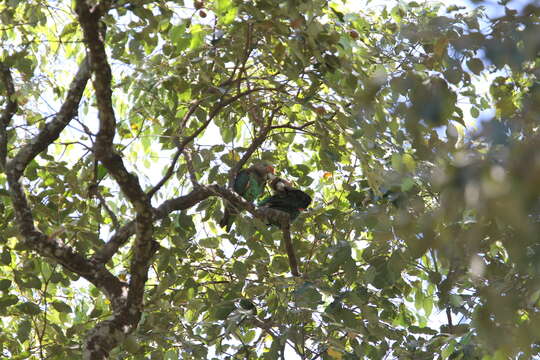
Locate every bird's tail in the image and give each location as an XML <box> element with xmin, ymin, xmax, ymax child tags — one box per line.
<box><xmin>219</xmin><ymin>206</ymin><xmax>235</xmax><ymax>232</ymax></box>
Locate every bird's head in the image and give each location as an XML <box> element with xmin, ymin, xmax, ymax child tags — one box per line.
<box><xmin>253</xmin><ymin>161</ymin><xmax>275</xmax><ymax>178</ymax></box>
<box><xmin>270</xmin><ymin>177</ymin><xmax>293</xmax><ymax>192</ymax></box>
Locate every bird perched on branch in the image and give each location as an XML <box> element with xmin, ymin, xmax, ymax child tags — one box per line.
<box><xmin>219</xmin><ymin>162</ymin><xmax>275</xmax><ymax>232</ymax></box>
<box><xmin>259</xmin><ymin>179</ymin><xmax>312</xmax><ymax>224</ymax></box>
<box><xmin>269</xmin><ymin>177</ymin><xmax>294</xmax><ymax>193</ymax></box>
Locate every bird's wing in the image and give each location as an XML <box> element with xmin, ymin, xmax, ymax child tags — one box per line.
<box><xmin>258</xmin><ymin>196</ymin><xmax>272</xmax><ymax>206</ymax></box>
<box><xmin>244</xmin><ymin>175</ymin><xmax>264</xmax><ymax>201</ymax></box>
<box><xmin>233</xmin><ymin>170</ymin><xmax>250</xmax><ymax>195</ymax></box>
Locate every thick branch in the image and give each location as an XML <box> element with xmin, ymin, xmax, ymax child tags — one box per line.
<box><xmin>5</xmin><ymin>167</ymin><xmax>126</xmax><ymax>308</ymax></box>
<box><xmin>3</xmin><ymin>55</ymin><xmax>121</xmax><ymax>298</ymax></box>
<box><xmin>93</xmin><ymin>186</ymin><xmax>216</xmax><ymax>263</ymax></box>
<box><xmin>76</xmin><ymin>1</ymin><xmax>148</xmax><ymax>212</ymax></box>
<box><xmin>3</xmin><ymin>50</ymin><xmax>124</xmax><ymax>312</ymax></box>
<box><xmin>213</xmin><ymin>185</ymin><xmax>299</xmax><ymax>275</ymax></box>
<box><xmin>7</xmin><ymin>58</ymin><xmax>89</xmax><ymax>178</ymax></box>
<box><xmin>83</xmin><ymin>307</ymin><xmax>139</xmax><ymax>360</ymax></box>
<box><xmin>76</xmin><ymin>2</ymin><xmax>155</xmax><ymax>359</ymax></box>
<box><xmin>94</xmin><ymin>184</ymin><xmax>295</xmax><ymax>265</ymax></box>
<box><xmin>0</xmin><ymin>63</ymin><xmax>18</xmax><ymax>171</ymax></box>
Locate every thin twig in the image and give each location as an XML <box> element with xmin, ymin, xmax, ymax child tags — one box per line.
<box><xmin>147</xmin><ymin>148</ymin><xmax>182</xmax><ymax>198</ymax></box>
<box><xmin>270</xmin><ymin>120</ymin><xmax>315</xmax><ymax>131</ymax></box>
<box><xmin>95</xmin><ymin>191</ymin><xmax>120</xmax><ymax>229</ymax></box>
<box><xmin>227</xmin><ymin>106</ymin><xmax>281</xmax><ymax>188</ymax></box>
<box><xmin>183</xmin><ymin>148</ymin><xmax>199</xmax><ymax>187</ymax></box>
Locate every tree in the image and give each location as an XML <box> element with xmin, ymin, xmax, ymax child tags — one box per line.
<box><xmin>0</xmin><ymin>0</ymin><xmax>539</xmax><ymax>359</ymax></box>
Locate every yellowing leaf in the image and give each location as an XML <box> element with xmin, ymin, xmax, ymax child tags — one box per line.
<box><xmin>361</xmin><ymin>160</ymin><xmax>384</xmax><ymax>196</ymax></box>
<box><xmin>228</xmin><ymin>152</ymin><xmax>240</xmax><ymax>161</ymax></box>
<box><xmin>434</xmin><ymin>38</ymin><xmax>448</xmax><ymax>58</ymax></box>
<box><xmin>216</xmin><ymin>0</ymin><xmax>232</xmax><ymax>14</ymax></box>
<box><xmin>222</xmin><ymin>7</ymin><xmax>237</xmax><ymax>24</ymax></box>
<box><xmin>327</xmin><ymin>347</ymin><xmax>342</xmax><ymax>360</ymax></box>
<box><xmin>189</xmin><ymin>24</ymin><xmax>205</xmax><ymax>50</ymax></box>
<box><xmin>402</xmin><ymin>154</ymin><xmax>416</xmax><ymax>172</ymax></box>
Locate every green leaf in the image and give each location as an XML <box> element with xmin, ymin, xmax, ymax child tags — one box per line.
<box><xmin>1</xmin><ymin>248</ymin><xmax>11</xmax><ymax>265</ymax></box>
<box><xmin>423</xmin><ymin>296</ymin><xmax>433</xmax><ymax>317</ymax></box>
<box><xmin>17</xmin><ymin>319</ymin><xmax>32</xmax><ymax>343</ymax></box>
<box><xmin>96</xmin><ymin>164</ymin><xmax>107</xmax><ymax>180</ymax></box>
<box><xmin>17</xmin><ymin>302</ymin><xmax>41</xmax><ymax>315</ymax></box>
<box><xmin>467</xmin><ymin>58</ymin><xmax>484</xmax><ymax>75</ymax></box>
<box><xmin>123</xmin><ymin>334</ymin><xmax>140</xmax><ymax>353</ymax></box>
<box><xmin>221</xmin><ymin>7</ymin><xmax>237</xmax><ymax>24</ymax></box>
<box><xmin>232</xmin><ymin>260</ymin><xmax>247</xmax><ymax>278</ymax></box>
<box><xmin>233</xmin><ymin>248</ymin><xmax>248</xmax><ymax>257</ymax></box>
<box><xmin>401</xmin><ymin>177</ymin><xmax>415</xmax><ymax>192</ymax></box>
<box><xmin>408</xmin><ymin>325</ymin><xmax>438</xmax><ymax>335</ymax></box>
<box><xmin>52</xmin><ymin>301</ymin><xmax>72</xmax><ymax>313</ymax></box>
<box><xmin>293</xmin><ymin>283</ymin><xmax>322</xmax><ymax>308</ymax></box>
<box><xmin>177</xmin><ymin>212</ymin><xmax>195</xmax><ymax>232</ymax></box>
<box><xmin>270</xmin><ymin>255</ymin><xmax>289</xmax><ymax>273</ymax></box>
<box><xmin>0</xmin><ymin>279</ymin><xmax>11</xmax><ymax>292</ymax></box>
<box><xmin>210</xmin><ymin>300</ymin><xmax>236</xmax><ymax>320</ymax></box>
<box><xmin>0</xmin><ymin>294</ymin><xmax>19</xmax><ymax>308</ymax></box>
<box><xmin>169</xmin><ymin>23</ymin><xmax>188</xmax><ymax>48</ymax></box>
<box><xmin>199</xmin><ymin>237</ymin><xmax>219</xmax><ymax>248</ymax></box>
<box><xmin>24</xmin><ymin>275</ymin><xmax>41</xmax><ymax>289</ymax></box>
<box><xmin>402</xmin><ymin>154</ymin><xmax>416</xmax><ymax>172</ymax></box>
<box><xmin>391</xmin><ymin>153</ymin><xmax>401</xmax><ymax>171</ymax></box>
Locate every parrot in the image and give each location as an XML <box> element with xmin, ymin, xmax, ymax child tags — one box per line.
<box><xmin>258</xmin><ymin>179</ymin><xmax>312</xmax><ymax>224</ymax></box>
<box><xmin>269</xmin><ymin>177</ymin><xmax>294</xmax><ymax>193</ymax></box>
<box><xmin>219</xmin><ymin>162</ymin><xmax>275</xmax><ymax>232</ymax></box>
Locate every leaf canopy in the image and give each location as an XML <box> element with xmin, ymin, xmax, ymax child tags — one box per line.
<box><xmin>0</xmin><ymin>0</ymin><xmax>539</xmax><ymax>359</ymax></box>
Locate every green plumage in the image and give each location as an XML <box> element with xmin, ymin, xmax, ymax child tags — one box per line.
<box><xmin>234</xmin><ymin>169</ymin><xmax>265</xmax><ymax>202</ymax></box>
<box><xmin>219</xmin><ymin>163</ymin><xmax>274</xmax><ymax>232</ymax></box>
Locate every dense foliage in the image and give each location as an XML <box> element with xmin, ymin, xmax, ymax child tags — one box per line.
<box><xmin>1</xmin><ymin>0</ymin><xmax>539</xmax><ymax>358</ymax></box>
